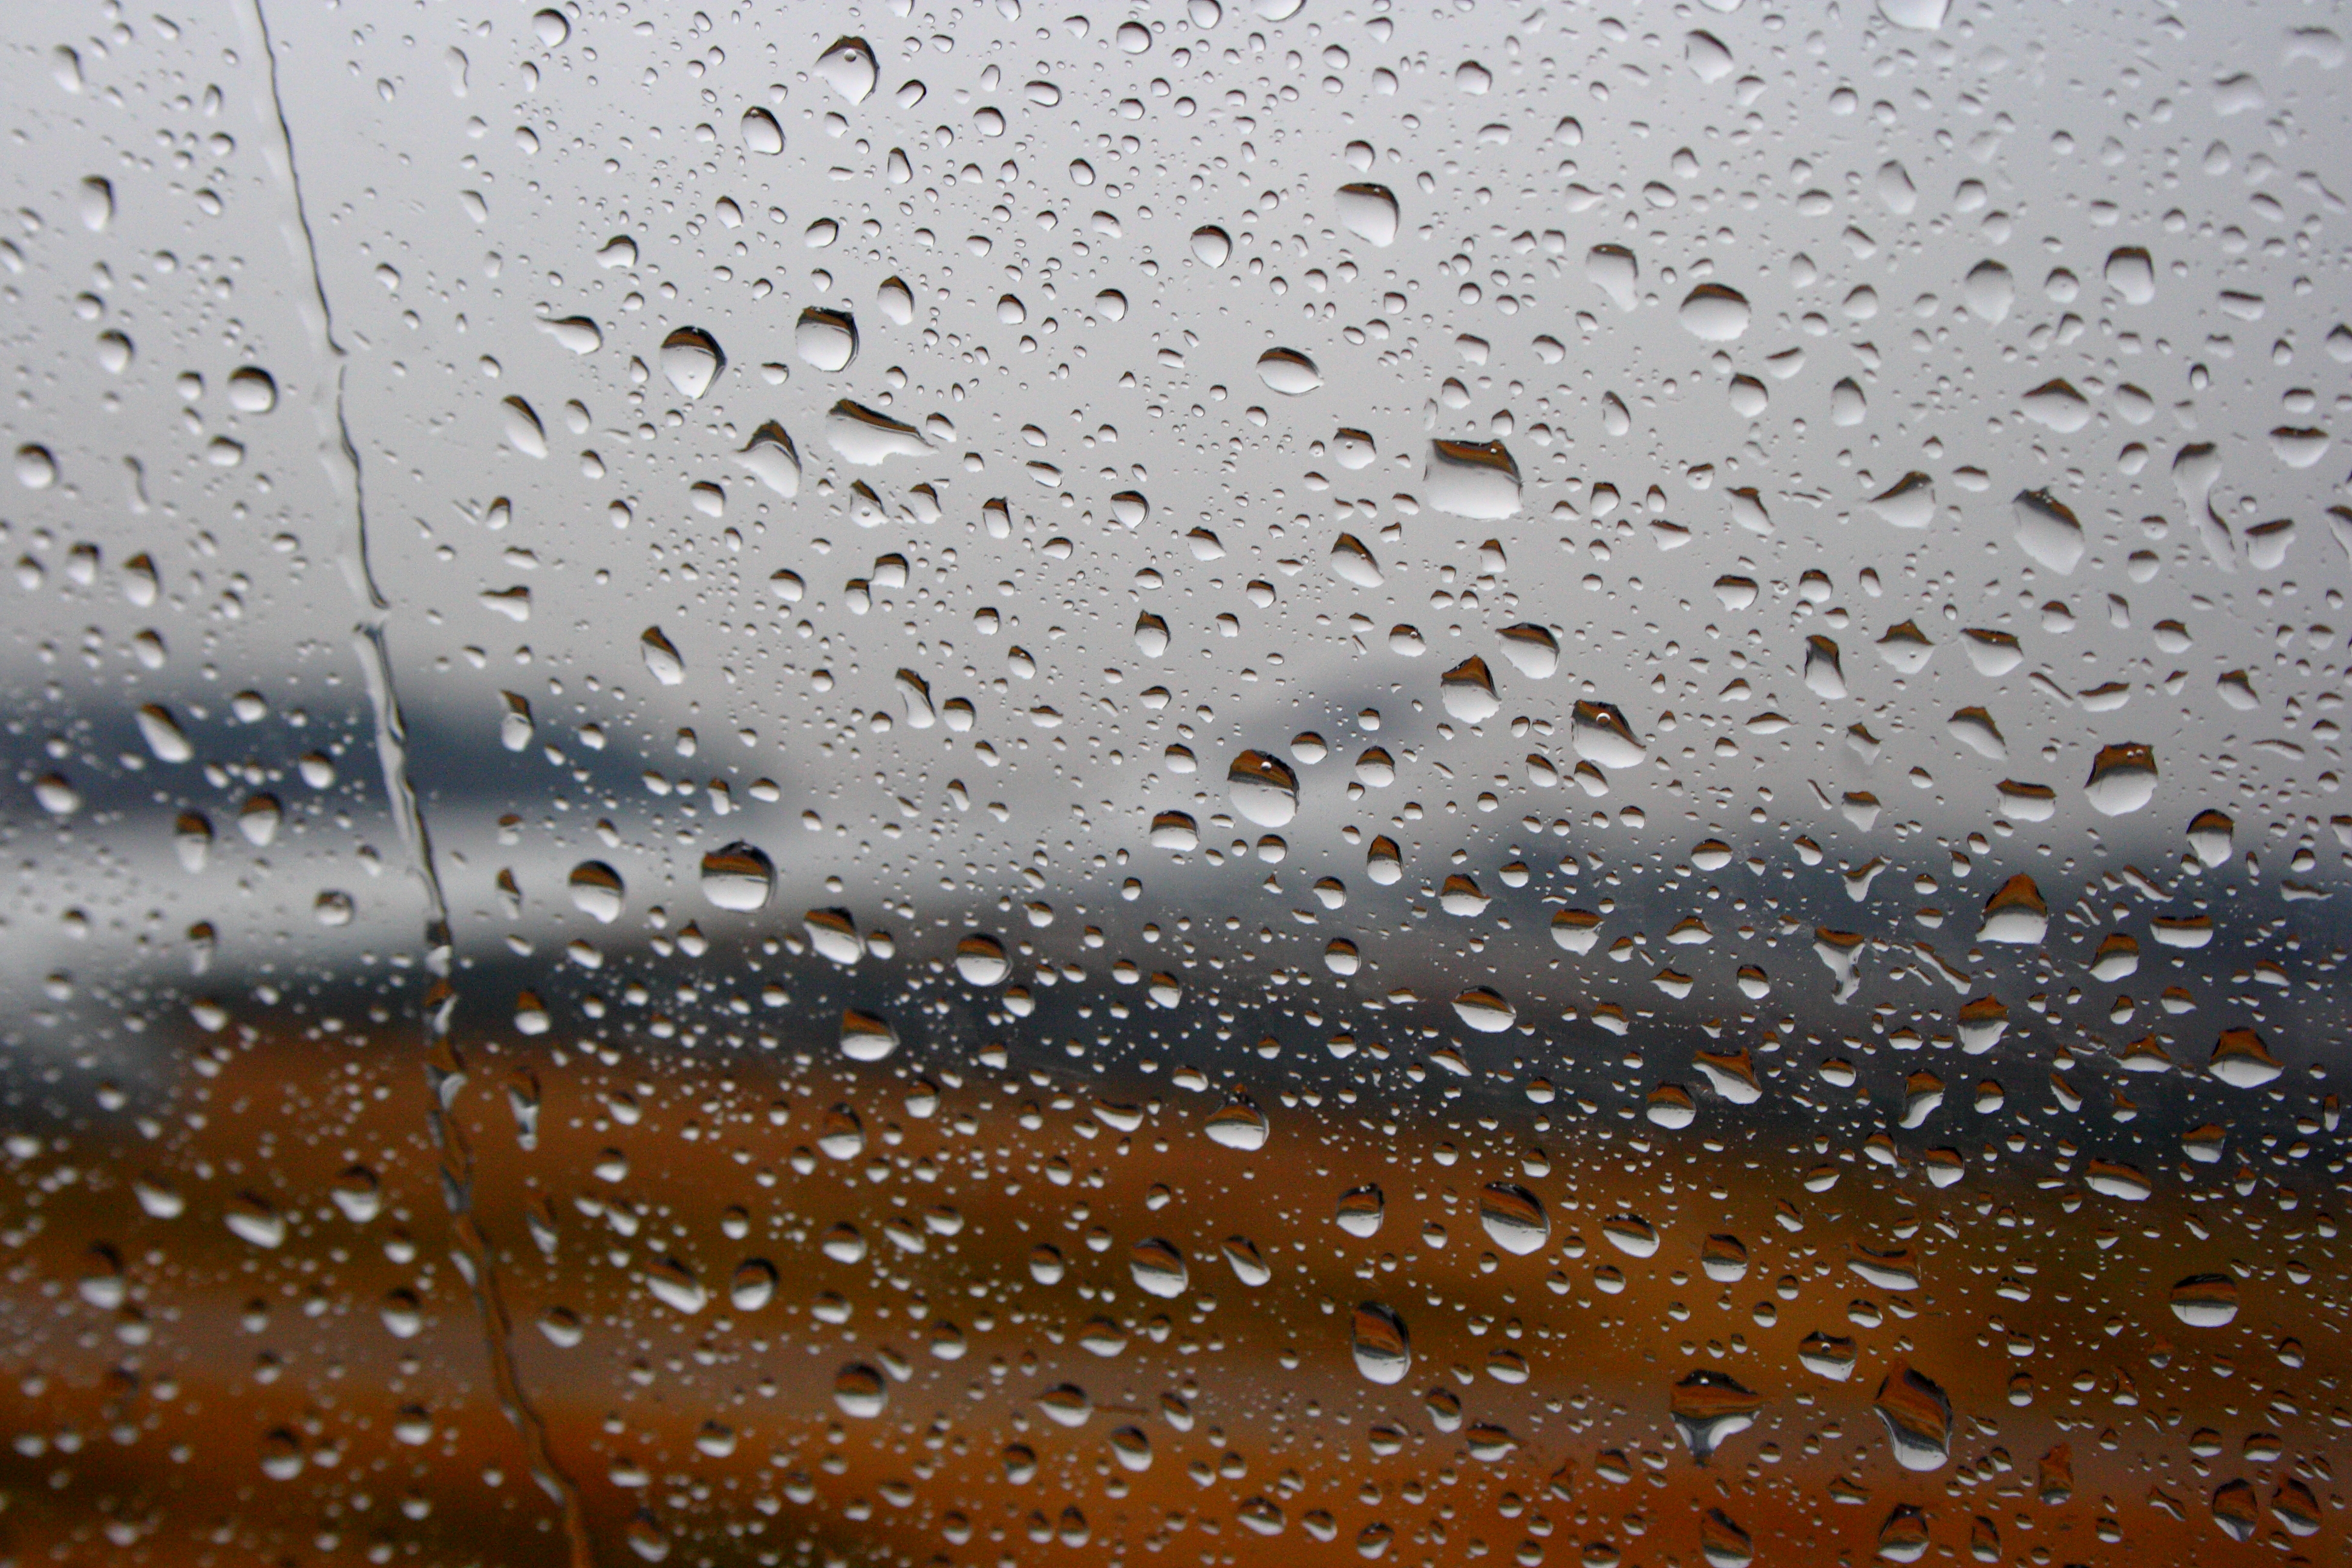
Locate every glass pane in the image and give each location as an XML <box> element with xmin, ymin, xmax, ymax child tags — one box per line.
<box><xmin>2</xmin><ymin>2</ymin><xmax>2344</xmax><ymax>1564</ymax></box>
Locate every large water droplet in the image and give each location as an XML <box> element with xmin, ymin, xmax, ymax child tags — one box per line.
<box><xmin>569</xmin><ymin>861</ymin><xmax>625</xmax><ymax>923</ymax></box>
<box><xmin>700</xmin><ymin>842</ymin><xmax>774</xmax><ymax>910</ymax></box>
<box><xmin>1451</xmin><ymin>987</ymin><xmax>1517</xmax><ymax>1033</ymax></box>
<box><xmin>1350</xmin><ymin>1301</ymin><xmax>1412</xmax><ymax>1384</ymax></box>
<box><xmin>2083</xmin><ymin>742</ymin><xmax>2157</xmax><ymax>816</ymax></box>
<box><xmin>1228</xmin><ymin>750</ymin><xmax>1301</xmax><ymax>827</ymax></box>
<box><xmin>1678</xmin><ymin>283</ymin><xmax>1751</xmax><ymax>340</ymax></box>
<box><xmin>659</xmin><ymin>327</ymin><xmax>724</xmax><ymax>399</ymax></box>
<box><xmin>2012</xmin><ymin>488</ymin><xmax>2085</xmax><ymax>573</ymax></box>
<box><xmin>1478</xmin><ymin>1183</ymin><xmax>1548</xmax><ymax>1255</ymax></box>
<box><xmin>1255</xmin><ymin>348</ymin><xmax>1321</xmax><ymax>394</ymax></box>
<box><xmin>1873</xmin><ymin>1362</ymin><xmax>1953</xmax><ymax>1471</ymax></box>
<box><xmin>2169</xmin><ymin>1272</ymin><xmax>2240</xmax><ymax>1327</ymax></box>
<box><xmin>955</xmin><ymin>933</ymin><xmax>1010</xmax><ymax>985</ymax></box>
<box><xmin>740</xmin><ymin>106</ymin><xmax>784</xmax><ymax>154</ymax></box>
<box><xmin>826</xmin><ymin>400</ymin><xmax>930</xmax><ymax>463</ymax></box>
<box><xmin>1426</xmin><ymin>439</ymin><xmax>1521</xmax><ymax>518</ymax></box>
<box><xmin>741</xmin><ymin>420</ymin><xmax>802</xmax><ymax>496</ymax></box>
<box><xmin>816</xmin><ymin>37</ymin><xmax>878</xmax><ymax>103</ymax></box>
<box><xmin>1671</xmin><ymin>1370</ymin><xmax>1763</xmax><ymax>1463</ymax></box>
<box><xmin>640</xmin><ymin>626</ymin><xmax>685</xmax><ymax>685</ymax></box>
<box><xmin>1129</xmin><ymin>1238</ymin><xmax>1188</xmax><ymax>1298</ymax></box>
<box><xmin>1336</xmin><ymin>1184</ymin><xmax>1385</xmax><ymax>1238</ymax></box>
<box><xmin>1203</xmin><ymin>1097</ymin><xmax>1269</xmax><ymax>1151</ymax></box>
<box><xmin>839</xmin><ymin>1008</ymin><xmax>900</xmax><ymax>1062</ymax></box>
<box><xmin>1336</xmin><ymin>183</ymin><xmax>1399</xmax><ymax>246</ymax></box>
<box><xmin>795</xmin><ymin>307</ymin><xmax>858</xmax><ymax>371</ymax></box>
<box><xmin>1439</xmin><ymin>656</ymin><xmax>1500</xmax><ymax>722</ymax></box>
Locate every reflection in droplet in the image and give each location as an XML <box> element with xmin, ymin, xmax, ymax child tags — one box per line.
<box><xmin>569</xmin><ymin>861</ymin><xmax>625</xmax><ymax>923</ymax></box>
<box><xmin>826</xmin><ymin>399</ymin><xmax>930</xmax><ymax>463</ymax></box>
<box><xmin>839</xmin><ymin>1009</ymin><xmax>900</xmax><ymax>1062</ymax></box>
<box><xmin>741</xmin><ymin>106</ymin><xmax>785</xmax><ymax>154</ymax></box>
<box><xmin>1426</xmin><ymin>439</ymin><xmax>1522</xmax><ymax>519</ymax></box>
<box><xmin>1873</xmin><ymin>1362</ymin><xmax>1953</xmax><ymax>1471</ymax></box>
<box><xmin>2169</xmin><ymin>1272</ymin><xmax>2240</xmax><ymax>1328</ymax></box>
<box><xmin>1256</xmin><ymin>348</ymin><xmax>1321</xmax><ymax>395</ymax></box>
<box><xmin>1129</xmin><ymin>1238</ymin><xmax>1188</xmax><ymax>1298</ymax></box>
<box><xmin>955</xmin><ymin>933</ymin><xmax>1010</xmax><ymax>985</ymax></box>
<box><xmin>1478</xmin><ymin>1184</ymin><xmax>1548</xmax><ymax>1255</ymax></box>
<box><xmin>816</xmin><ymin>36</ymin><xmax>878</xmax><ymax>103</ymax></box>
<box><xmin>659</xmin><ymin>327</ymin><xmax>724</xmax><ymax>399</ymax></box>
<box><xmin>639</xmin><ymin>626</ymin><xmax>685</xmax><ymax>685</ymax></box>
<box><xmin>741</xmin><ymin>420</ymin><xmax>802</xmax><ymax>496</ymax></box>
<box><xmin>1350</xmin><ymin>1301</ymin><xmax>1412</xmax><ymax>1385</ymax></box>
<box><xmin>699</xmin><ymin>842</ymin><xmax>774</xmax><ymax>911</ymax></box>
<box><xmin>1451</xmin><ymin>987</ymin><xmax>1517</xmax><ymax>1033</ymax></box>
<box><xmin>1677</xmin><ymin>283</ymin><xmax>1751</xmax><ymax>341</ymax></box>
<box><xmin>2084</xmin><ymin>742</ymin><xmax>2158</xmax><ymax>817</ymax></box>
<box><xmin>1228</xmin><ymin>750</ymin><xmax>1301</xmax><ymax>827</ymax></box>
<box><xmin>1671</xmin><ymin>1370</ymin><xmax>1763</xmax><ymax>1463</ymax></box>
<box><xmin>795</xmin><ymin>307</ymin><xmax>858</xmax><ymax>371</ymax></box>
<box><xmin>1336</xmin><ymin>182</ymin><xmax>1400</xmax><ymax>246</ymax></box>
<box><xmin>2012</xmin><ymin>488</ymin><xmax>2086</xmax><ymax>573</ymax></box>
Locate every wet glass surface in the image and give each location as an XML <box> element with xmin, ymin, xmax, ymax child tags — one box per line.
<box><xmin>1</xmin><ymin>1</ymin><xmax>2348</xmax><ymax>1564</ymax></box>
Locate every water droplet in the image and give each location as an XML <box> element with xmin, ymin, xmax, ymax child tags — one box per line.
<box><xmin>2105</xmin><ymin>245</ymin><xmax>2155</xmax><ymax>304</ymax></box>
<box><xmin>1203</xmin><ymin>1097</ymin><xmax>1269</xmax><ymax>1151</ymax></box>
<box><xmin>826</xmin><ymin>399</ymin><xmax>930</xmax><ymax>464</ymax></box>
<box><xmin>15</xmin><ymin>444</ymin><xmax>57</xmax><ymax>489</ymax></box>
<box><xmin>1256</xmin><ymin>348</ymin><xmax>1321</xmax><ymax>395</ymax></box>
<box><xmin>1671</xmin><ymin>1370</ymin><xmax>1762</xmax><ymax>1463</ymax></box>
<box><xmin>227</xmin><ymin>367</ymin><xmax>278</xmax><ymax>412</ymax></box>
<box><xmin>2084</xmin><ymin>742</ymin><xmax>2157</xmax><ymax>816</ymax></box>
<box><xmin>1586</xmin><ymin>244</ymin><xmax>1639</xmax><ymax>310</ymax></box>
<box><xmin>1129</xmin><ymin>1238</ymin><xmax>1188</xmax><ymax>1298</ymax></box>
<box><xmin>699</xmin><ymin>842</ymin><xmax>774</xmax><ymax>910</ymax></box>
<box><xmin>839</xmin><ymin>1008</ymin><xmax>900</xmax><ymax>1062</ymax></box>
<box><xmin>1497</xmin><ymin>623</ymin><xmax>1559</xmax><ymax>678</ymax></box>
<box><xmin>816</xmin><ymin>37</ymin><xmax>878</xmax><ymax>103</ymax></box>
<box><xmin>1336</xmin><ymin>1184</ymin><xmax>1385</xmax><ymax>1238</ymax></box>
<box><xmin>1478</xmin><ymin>1183</ymin><xmax>1548</xmax><ymax>1254</ymax></box>
<box><xmin>738</xmin><ymin>107</ymin><xmax>783</xmax><ymax>158</ymax></box>
<box><xmin>501</xmin><ymin>396</ymin><xmax>547</xmax><ymax>458</ymax></box>
<box><xmin>741</xmin><ymin>420</ymin><xmax>802</xmax><ymax>497</ymax></box>
<box><xmin>804</xmin><ymin>908</ymin><xmax>864</xmax><ymax>965</ymax></box>
<box><xmin>1336</xmin><ymin>182</ymin><xmax>1399</xmax><ymax>246</ymax></box>
<box><xmin>2208</xmin><ymin>1027</ymin><xmax>2282</xmax><ymax>1088</ymax></box>
<box><xmin>1439</xmin><ymin>655</ymin><xmax>1500</xmax><ymax>722</ymax></box>
<box><xmin>1328</xmin><ymin>531</ymin><xmax>1383</xmax><ymax>587</ymax></box>
<box><xmin>135</xmin><ymin>704</ymin><xmax>193</xmax><ymax>763</ymax></box>
<box><xmin>1191</xmin><ymin>225</ymin><xmax>1232</xmax><ymax>265</ymax></box>
<box><xmin>2011</xmin><ymin>488</ymin><xmax>2085</xmax><ymax>573</ymax></box>
<box><xmin>834</xmin><ymin>1362</ymin><xmax>888</xmax><ymax>1417</ymax></box>
<box><xmin>1451</xmin><ymin>987</ymin><xmax>1517</xmax><ymax>1033</ymax></box>
<box><xmin>1350</xmin><ymin>1301</ymin><xmax>1412</xmax><ymax>1384</ymax></box>
<box><xmin>1570</xmin><ymin>700</ymin><xmax>1644</xmax><ymax>769</ymax></box>
<box><xmin>1678</xmin><ymin>283</ymin><xmax>1751</xmax><ymax>341</ymax></box>
<box><xmin>955</xmin><ymin>933</ymin><xmax>1010</xmax><ymax>984</ymax></box>
<box><xmin>1228</xmin><ymin>750</ymin><xmax>1301</xmax><ymax>827</ymax></box>
<box><xmin>795</xmin><ymin>307</ymin><xmax>858</xmax><ymax>371</ymax></box>
<box><xmin>658</xmin><ymin>327</ymin><xmax>724</xmax><ymax>399</ymax></box>
<box><xmin>1978</xmin><ymin>874</ymin><xmax>2048</xmax><ymax>945</ymax></box>
<box><xmin>1859</xmin><ymin>1361</ymin><xmax>1953</xmax><ymax>1475</ymax></box>
<box><xmin>639</xmin><ymin>626</ymin><xmax>685</xmax><ymax>685</ymax></box>
<box><xmin>1426</xmin><ymin>439</ymin><xmax>1521</xmax><ymax>519</ymax></box>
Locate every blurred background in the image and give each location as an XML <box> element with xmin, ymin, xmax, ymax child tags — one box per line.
<box><xmin>0</xmin><ymin>0</ymin><xmax>2346</xmax><ymax>1563</ymax></box>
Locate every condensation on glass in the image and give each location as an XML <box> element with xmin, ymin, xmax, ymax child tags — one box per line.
<box><xmin>0</xmin><ymin>1</ymin><xmax>2346</xmax><ymax>1564</ymax></box>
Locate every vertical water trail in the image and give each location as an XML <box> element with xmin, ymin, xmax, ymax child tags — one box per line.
<box><xmin>237</xmin><ymin>6</ymin><xmax>596</xmax><ymax>1563</ymax></box>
